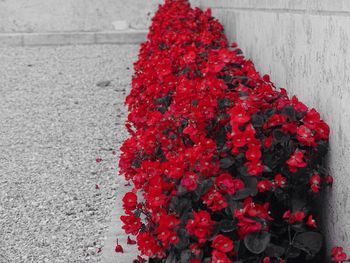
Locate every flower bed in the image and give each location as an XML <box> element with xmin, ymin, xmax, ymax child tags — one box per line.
<box><xmin>118</xmin><ymin>0</ymin><xmax>346</xmax><ymax>262</ymax></box>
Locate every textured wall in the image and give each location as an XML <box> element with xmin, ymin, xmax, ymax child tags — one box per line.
<box><xmin>192</xmin><ymin>0</ymin><xmax>350</xmax><ymax>254</ymax></box>
<box><xmin>0</xmin><ymin>0</ymin><xmax>163</xmax><ymax>33</ymax></box>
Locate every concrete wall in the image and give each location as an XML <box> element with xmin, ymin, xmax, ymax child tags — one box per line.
<box><xmin>0</xmin><ymin>0</ymin><xmax>163</xmax><ymax>33</ymax></box>
<box><xmin>191</xmin><ymin>0</ymin><xmax>350</xmax><ymax>254</ymax></box>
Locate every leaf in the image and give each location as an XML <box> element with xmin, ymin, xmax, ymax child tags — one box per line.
<box><xmin>244</xmin><ymin>231</ymin><xmax>271</xmax><ymax>254</ymax></box>
<box><xmin>226</xmin><ymin>195</ymin><xmax>241</xmax><ymax>214</ymax></box>
<box><xmin>232</xmin><ymin>188</ymin><xmax>253</xmax><ymax>200</ymax></box>
<box><xmin>291</xmin><ymin>198</ymin><xmax>307</xmax><ymax>212</ymax></box>
<box><xmin>194</xmin><ymin>179</ymin><xmax>213</xmax><ymax>201</ymax></box>
<box><xmin>287</xmin><ymin>247</ymin><xmax>301</xmax><ymax>258</ymax></box>
<box><xmin>316</xmin><ymin>140</ymin><xmax>329</xmax><ymax>156</ymax></box>
<box><xmin>242</xmin><ymin>176</ymin><xmax>258</xmax><ymax>196</ymax></box>
<box><xmin>177</xmin><ymin>185</ymin><xmax>188</xmax><ymax>196</ymax></box>
<box><xmin>282</xmin><ymin>105</ymin><xmax>296</xmax><ymax>121</ymax></box>
<box><xmin>291</xmin><ymin>223</ymin><xmax>307</xmax><ymax>233</ymax></box>
<box><xmin>293</xmin><ymin>232</ymin><xmax>323</xmax><ymax>255</ymax></box>
<box><xmin>263</xmin><ymin>165</ymin><xmax>272</xmax><ymax>173</ymax></box>
<box><xmin>219</xmin><ymin>220</ymin><xmax>236</xmax><ymax>233</ymax></box>
<box><xmin>265</xmin><ymin>243</ymin><xmax>285</xmax><ymax>257</ymax></box>
<box><xmin>220</xmin><ymin>157</ymin><xmax>235</xmax><ymax>169</ymax></box>
<box><xmin>174</xmin><ymin>230</ymin><xmax>189</xmax><ymax>250</ymax></box>
<box><xmin>251</xmin><ymin>113</ymin><xmax>264</xmax><ymax>128</ymax></box>
<box><xmin>217</xmin><ymin>98</ymin><xmax>232</xmax><ymax>108</ymax></box>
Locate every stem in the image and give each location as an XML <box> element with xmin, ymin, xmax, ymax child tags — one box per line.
<box><xmin>285</xmin><ymin>227</ymin><xmax>297</xmax><ymax>260</ymax></box>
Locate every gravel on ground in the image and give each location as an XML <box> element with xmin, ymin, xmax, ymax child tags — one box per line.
<box><xmin>0</xmin><ymin>44</ymin><xmax>138</xmax><ymax>263</ymax></box>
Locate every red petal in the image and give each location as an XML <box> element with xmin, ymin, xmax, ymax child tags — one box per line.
<box><xmin>115</xmin><ymin>244</ymin><xmax>124</xmax><ymax>253</ymax></box>
<box><xmin>127</xmin><ymin>236</ymin><xmax>137</xmax><ymax>245</ymax></box>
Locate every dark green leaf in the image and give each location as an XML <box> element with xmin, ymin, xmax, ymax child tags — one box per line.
<box><xmin>265</xmin><ymin>243</ymin><xmax>285</xmax><ymax>257</ymax></box>
<box><xmin>244</xmin><ymin>231</ymin><xmax>271</xmax><ymax>254</ymax></box>
<box><xmin>195</xmin><ymin>179</ymin><xmax>213</xmax><ymax>197</ymax></box>
<box><xmin>251</xmin><ymin>113</ymin><xmax>264</xmax><ymax>128</ymax></box>
<box><xmin>232</xmin><ymin>188</ymin><xmax>253</xmax><ymax>200</ymax></box>
<box><xmin>219</xmin><ymin>220</ymin><xmax>236</xmax><ymax>233</ymax></box>
<box><xmin>282</xmin><ymin>105</ymin><xmax>296</xmax><ymax>121</ymax></box>
<box><xmin>291</xmin><ymin>198</ymin><xmax>307</xmax><ymax>212</ymax></box>
<box><xmin>220</xmin><ymin>157</ymin><xmax>235</xmax><ymax>169</ymax></box>
<box><xmin>242</xmin><ymin>176</ymin><xmax>258</xmax><ymax>196</ymax></box>
<box><xmin>293</xmin><ymin>232</ymin><xmax>322</xmax><ymax>255</ymax></box>
<box><xmin>177</xmin><ymin>185</ymin><xmax>188</xmax><ymax>196</ymax></box>
<box><xmin>217</xmin><ymin>98</ymin><xmax>232</xmax><ymax>108</ymax></box>
<box><xmin>287</xmin><ymin>247</ymin><xmax>301</xmax><ymax>258</ymax></box>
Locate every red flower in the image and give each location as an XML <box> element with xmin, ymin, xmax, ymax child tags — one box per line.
<box><xmin>245</xmin><ymin>146</ymin><xmax>262</xmax><ymax>161</ymax></box>
<box><xmin>211</xmin><ymin>250</ymin><xmax>232</xmax><ymax>263</ymax></box>
<box><xmin>186</xmin><ymin>210</ymin><xmax>213</xmax><ymax>243</ymax></box>
<box><xmin>235</xmin><ymin>215</ymin><xmax>262</xmax><ymax>239</ymax></box>
<box><xmin>315</xmin><ymin>121</ymin><xmax>330</xmax><ymax>140</ymax></box>
<box><xmin>257</xmin><ymin>180</ymin><xmax>273</xmax><ymax>192</ymax></box>
<box><xmin>212</xmin><ymin>234</ymin><xmax>234</xmax><ymax>253</ymax></box>
<box><xmin>215</xmin><ymin>173</ymin><xmax>244</xmax><ymax>194</ymax></box>
<box><xmin>286</xmin><ymin>150</ymin><xmax>307</xmax><ymax>172</ymax></box>
<box><xmin>246</xmin><ymin>161</ymin><xmax>264</xmax><ymax>176</ymax></box>
<box><xmin>120</xmin><ymin>214</ymin><xmax>141</xmax><ymax>235</ymax></box>
<box><xmin>325</xmin><ymin>175</ymin><xmax>334</xmax><ymax>185</ymax></box>
<box><xmin>297</xmin><ymin>125</ymin><xmax>315</xmax><ymax>146</ymax></box>
<box><xmin>136</xmin><ymin>232</ymin><xmax>162</xmax><ymax>257</ymax></box>
<box><xmin>264</xmin><ymin>114</ymin><xmax>287</xmax><ymax>129</ymax></box>
<box><xmin>203</xmin><ymin>188</ymin><xmax>228</xmax><ymax>211</ymax></box>
<box><xmin>230</xmin><ymin>132</ymin><xmax>247</xmax><ymax>148</ymax></box>
<box><xmin>154</xmin><ymin>226</ymin><xmax>178</xmax><ymax>247</ymax></box>
<box><xmin>144</xmin><ymin>188</ymin><xmax>167</xmax><ymax>208</ymax></box>
<box><xmin>283</xmin><ymin>210</ymin><xmax>305</xmax><ymax>224</ymax></box>
<box><xmin>122</xmin><ymin>192</ymin><xmax>138</xmax><ymax>211</ymax></box>
<box><xmin>303</xmin><ymin>108</ymin><xmax>320</xmax><ymax>129</ymax></box>
<box><xmin>331</xmin><ymin>247</ymin><xmax>348</xmax><ymax>263</ymax></box>
<box><xmin>274</xmin><ymin>174</ymin><xmax>286</xmax><ymax>188</ymax></box>
<box><xmin>306</xmin><ymin>215</ymin><xmax>317</xmax><ymax>228</ymax></box>
<box><xmin>264</xmin><ymin>135</ymin><xmax>273</xmax><ymax>148</ymax></box>
<box><xmin>230</xmin><ymin>105</ymin><xmax>251</xmax><ymax>124</ymax></box>
<box><xmin>180</xmin><ymin>171</ymin><xmax>199</xmax><ymax>191</ymax></box>
<box><xmin>310</xmin><ymin>173</ymin><xmax>321</xmax><ymax>193</ymax></box>
<box><xmin>291</xmin><ymin>96</ymin><xmax>308</xmax><ymax>112</ymax></box>
<box><xmin>95</xmin><ymin>157</ymin><xmax>103</xmax><ymax>163</ymax></box>
<box><xmin>263</xmin><ymin>257</ymin><xmax>271</xmax><ymax>263</ymax></box>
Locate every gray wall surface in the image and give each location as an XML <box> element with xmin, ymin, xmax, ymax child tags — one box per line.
<box><xmin>0</xmin><ymin>0</ymin><xmax>163</xmax><ymax>33</ymax></box>
<box><xmin>191</xmin><ymin>0</ymin><xmax>350</xmax><ymax>253</ymax></box>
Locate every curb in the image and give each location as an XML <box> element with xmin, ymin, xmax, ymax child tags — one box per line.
<box><xmin>0</xmin><ymin>30</ymin><xmax>147</xmax><ymax>47</ymax></box>
<box><xmin>101</xmin><ymin>176</ymin><xmax>139</xmax><ymax>263</ymax></box>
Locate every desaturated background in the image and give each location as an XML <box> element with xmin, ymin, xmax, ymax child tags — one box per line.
<box><xmin>0</xmin><ymin>0</ymin><xmax>163</xmax><ymax>32</ymax></box>
<box><xmin>0</xmin><ymin>1</ymin><xmax>162</xmax><ymax>263</ymax></box>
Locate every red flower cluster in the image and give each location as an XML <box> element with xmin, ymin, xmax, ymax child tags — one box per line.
<box><xmin>119</xmin><ymin>0</ymin><xmax>335</xmax><ymax>262</ymax></box>
<box><xmin>332</xmin><ymin>247</ymin><xmax>350</xmax><ymax>263</ymax></box>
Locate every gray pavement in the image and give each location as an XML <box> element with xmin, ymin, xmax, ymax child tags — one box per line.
<box><xmin>0</xmin><ymin>44</ymin><xmax>137</xmax><ymax>262</ymax></box>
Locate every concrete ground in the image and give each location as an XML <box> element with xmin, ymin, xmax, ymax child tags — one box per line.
<box><xmin>0</xmin><ymin>44</ymin><xmax>138</xmax><ymax>262</ymax></box>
